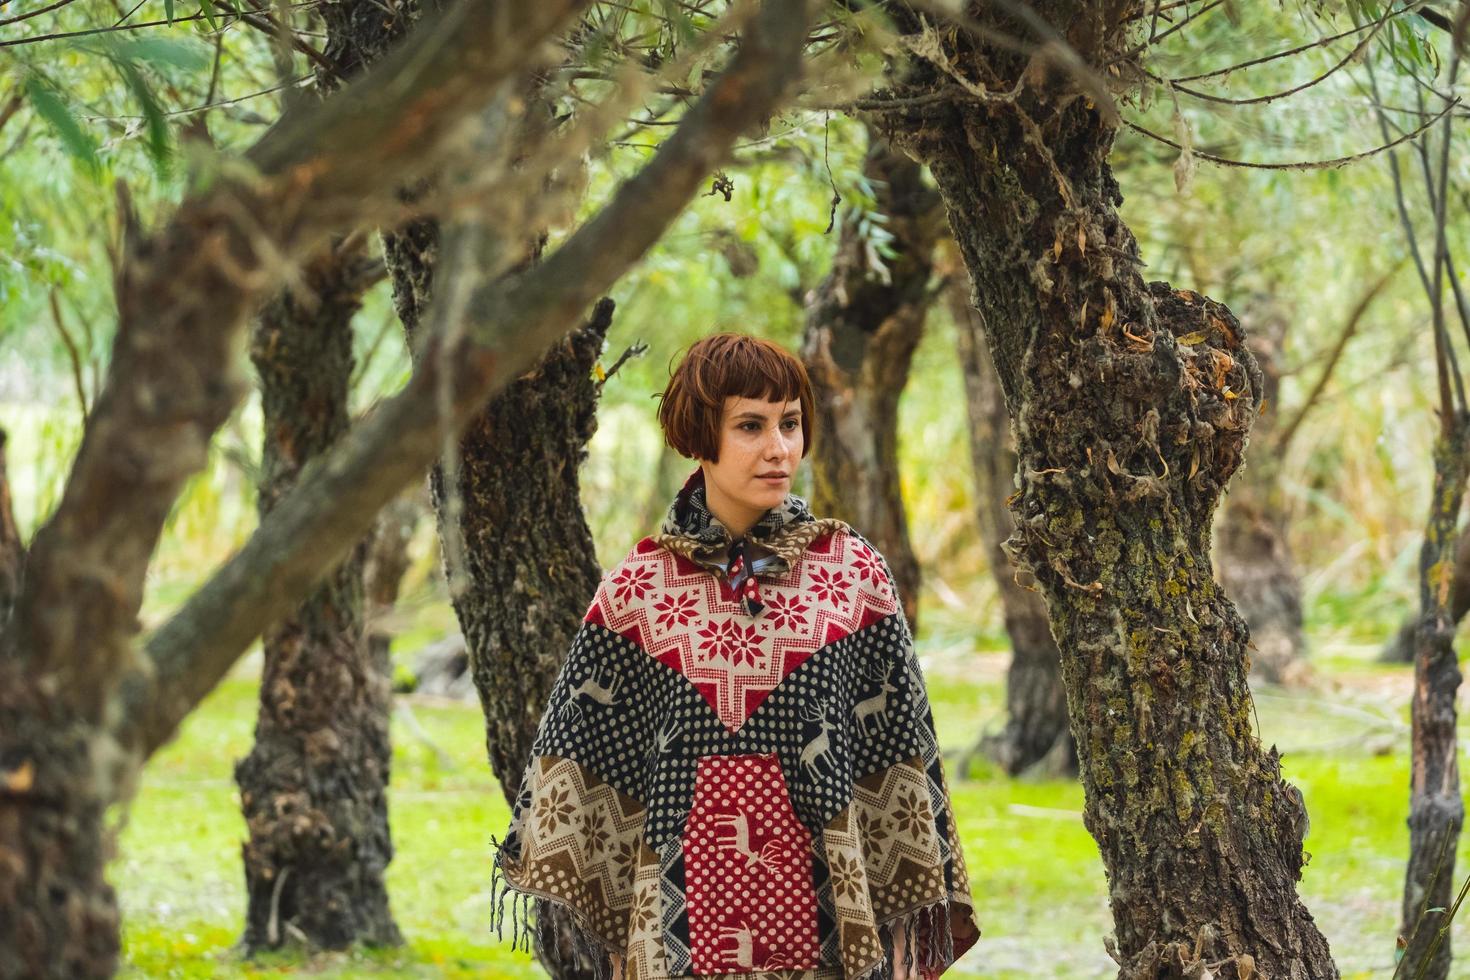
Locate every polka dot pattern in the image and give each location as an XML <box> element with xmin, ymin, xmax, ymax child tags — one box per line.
<box><xmin>683</xmin><ymin>754</ymin><xmax>818</xmax><ymax>972</ymax></box>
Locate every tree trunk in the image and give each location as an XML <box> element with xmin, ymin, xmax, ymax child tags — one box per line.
<box><xmin>1382</xmin><ymin>522</ymin><xmax>1470</xmax><ymax>663</ymax></box>
<box><xmin>1216</xmin><ymin>304</ymin><xmax>1306</xmax><ymax>684</ymax></box>
<box><xmin>0</xmin><ymin>705</ymin><xmax>118</xmax><ymax>979</ymax></box>
<box><xmin>389</xmin><ymin>217</ymin><xmax>612</xmax><ymax>977</ymax></box>
<box><xmin>1399</xmin><ymin>418</ymin><xmax>1470</xmax><ymax>979</ymax></box>
<box><xmin>799</xmin><ymin>131</ymin><xmax>941</xmax><ymax>629</ymax></box>
<box><xmin>234</xmin><ymin>240</ymin><xmax>402</xmax><ymax>952</ymax></box>
<box><xmin>882</xmin><ymin>6</ymin><xmax>1336</xmax><ymax>976</ymax></box>
<box><xmin>946</xmin><ymin>265</ymin><xmax>1075</xmax><ymax>777</ymax></box>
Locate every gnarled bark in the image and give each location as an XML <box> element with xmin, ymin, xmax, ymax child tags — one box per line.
<box><xmin>234</xmin><ymin>241</ymin><xmax>401</xmax><ymax>952</ymax></box>
<box><xmin>799</xmin><ymin>131</ymin><xmax>942</xmax><ymax>629</ymax></box>
<box><xmin>1399</xmin><ymin>418</ymin><xmax>1470</xmax><ymax>977</ymax></box>
<box><xmin>1382</xmin><ymin>522</ymin><xmax>1470</xmax><ymax>663</ymax></box>
<box><xmin>881</xmin><ymin>5</ymin><xmax>1335</xmax><ymax>976</ymax></box>
<box><xmin>946</xmin><ymin>266</ymin><xmax>1074</xmax><ymax>777</ymax></box>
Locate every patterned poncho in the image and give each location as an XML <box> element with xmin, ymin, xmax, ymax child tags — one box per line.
<box><xmin>490</xmin><ymin>469</ymin><xmax>979</xmax><ymax>979</ymax></box>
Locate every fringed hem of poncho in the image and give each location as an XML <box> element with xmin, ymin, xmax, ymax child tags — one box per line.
<box><xmin>488</xmin><ymin>834</ymin><xmax>977</xmax><ymax>980</ymax></box>
<box><xmin>489</xmin><ymin>831</ymin><xmax>623</xmax><ymax>980</ymax></box>
<box><xmin>856</xmin><ymin>893</ymin><xmax>980</xmax><ymax>980</ymax></box>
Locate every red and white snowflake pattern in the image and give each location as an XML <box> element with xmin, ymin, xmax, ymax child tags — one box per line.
<box><xmin>584</xmin><ymin>529</ymin><xmax>898</xmax><ymax>732</ymax></box>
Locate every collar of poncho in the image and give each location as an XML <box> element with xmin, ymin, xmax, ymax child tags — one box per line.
<box><xmin>651</xmin><ymin>467</ymin><xmax>848</xmax><ymax>613</ymax></box>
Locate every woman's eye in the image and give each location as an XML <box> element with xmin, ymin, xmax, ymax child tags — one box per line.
<box><xmin>740</xmin><ymin>422</ymin><xmax>760</xmax><ymax>432</ymax></box>
<box><xmin>782</xmin><ymin>419</ymin><xmax>799</xmax><ymax>431</ymax></box>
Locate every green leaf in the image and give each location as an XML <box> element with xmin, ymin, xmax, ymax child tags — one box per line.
<box><xmin>23</xmin><ymin>76</ymin><xmax>100</xmax><ymax>177</ymax></box>
<box><xmin>92</xmin><ymin>35</ymin><xmax>211</xmax><ymax>71</ymax></box>
<box><xmin>197</xmin><ymin>0</ymin><xmax>218</xmax><ymax>31</ymax></box>
<box><xmin>115</xmin><ymin>61</ymin><xmax>172</xmax><ymax>174</ymax></box>
<box><xmin>164</xmin><ymin>0</ymin><xmax>175</xmax><ymax>24</ymax></box>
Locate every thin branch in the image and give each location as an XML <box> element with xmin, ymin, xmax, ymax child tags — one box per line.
<box><xmin>0</xmin><ymin>0</ymin><xmax>321</xmax><ymax>46</ymax></box>
<box><xmin>1276</xmin><ymin>263</ymin><xmax>1403</xmax><ymax>456</ymax></box>
<box><xmin>0</xmin><ymin>0</ymin><xmax>80</xmax><ymax>28</ymax></box>
<box><xmin>350</xmin><ymin>304</ymin><xmax>402</xmax><ymax>392</ymax></box>
<box><xmin>211</xmin><ymin>0</ymin><xmax>338</xmax><ymax>78</ymax></box>
<box><xmin>46</xmin><ymin>290</ymin><xmax>91</xmax><ymax>426</ymax></box>
<box><xmin>1367</xmin><ymin>57</ymin><xmax>1435</xmax><ymax>299</ymax></box>
<box><xmin>1110</xmin><ymin>0</ymin><xmax>1227</xmax><ymax>67</ymax></box>
<box><xmin>83</xmin><ymin>76</ymin><xmax>311</xmax><ymax>120</ymax></box>
<box><xmin>1165</xmin><ymin>4</ymin><xmax>1415</xmax><ymax>83</ymax></box>
<box><xmin>1427</xmin><ymin>49</ymin><xmax>1463</xmax><ymax>419</ymax></box>
<box><xmin>1140</xmin><ymin>1</ymin><xmax>1410</xmax><ymax>107</ymax></box>
<box><xmin>595</xmin><ymin>339</ymin><xmax>649</xmax><ymax>390</ymax></box>
<box><xmin>1122</xmin><ymin>98</ymin><xmax>1458</xmax><ymax>171</ymax></box>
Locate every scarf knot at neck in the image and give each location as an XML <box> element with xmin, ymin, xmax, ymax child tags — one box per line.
<box><xmin>652</xmin><ymin>468</ymin><xmax>848</xmax><ymax>617</ymax></box>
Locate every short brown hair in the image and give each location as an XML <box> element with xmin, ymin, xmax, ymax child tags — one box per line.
<box><xmin>656</xmin><ymin>333</ymin><xmax>814</xmax><ymax>463</ymax></box>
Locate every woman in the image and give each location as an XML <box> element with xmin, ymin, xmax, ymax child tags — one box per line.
<box><xmin>490</xmin><ymin>333</ymin><xmax>979</xmax><ymax>979</ymax></box>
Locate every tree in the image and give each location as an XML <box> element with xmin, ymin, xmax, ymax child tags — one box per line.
<box><xmin>1365</xmin><ymin>40</ymin><xmax>1470</xmax><ymax>979</ymax></box>
<box><xmin>0</xmin><ymin>2</ymin><xmax>814</xmax><ymax>975</ymax></box>
<box><xmin>877</xmin><ymin>4</ymin><xmax>1336</xmax><ymax>974</ymax></box>
<box><xmin>945</xmin><ymin>260</ymin><xmax>1075</xmax><ymax>777</ymax></box>
<box><xmin>800</xmin><ymin>128</ymin><xmax>942</xmax><ymax>628</ymax></box>
<box><xmin>233</xmin><ymin>241</ymin><xmax>401</xmax><ymax>952</ymax></box>
<box><xmin>320</xmin><ymin>8</ymin><xmax>622</xmax><ymax>971</ymax></box>
<box><xmin>230</xmin><ymin>6</ymin><xmax>404</xmax><ymax>947</ymax></box>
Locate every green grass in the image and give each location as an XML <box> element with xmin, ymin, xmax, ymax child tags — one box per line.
<box><xmin>115</xmin><ymin>633</ymin><xmax>1464</xmax><ymax>979</ymax></box>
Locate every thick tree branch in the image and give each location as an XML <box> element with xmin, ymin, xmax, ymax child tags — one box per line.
<box><xmin>3</xmin><ymin>0</ymin><xmax>587</xmax><ymax>730</ymax></box>
<box><xmin>116</xmin><ymin>0</ymin><xmax>816</xmax><ymax>759</ymax></box>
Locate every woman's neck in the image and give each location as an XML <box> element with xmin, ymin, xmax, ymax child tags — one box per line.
<box><xmin>702</xmin><ymin>476</ymin><xmax>764</xmax><ymax>541</ymax></box>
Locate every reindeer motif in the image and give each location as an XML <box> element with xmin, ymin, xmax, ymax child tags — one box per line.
<box><xmin>558</xmin><ymin>665</ymin><xmax>622</xmax><ymax>726</ymax></box>
<box><xmin>799</xmin><ymin>697</ymin><xmax>840</xmax><ymax>775</ymax></box>
<box><xmin>854</xmin><ymin>661</ymin><xmax>899</xmax><ymax>736</ymax></box>
<box><xmin>643</xmin><ymin>720</ymin><xmax>680</xmax><ymax>770</ymax></box>
<box><xmin>711</xmin><ymin>809</ymin><xmax>788</xmax><ymax>872</ymax></box>
<box><xmin>715</xmin><ymin>920</ymin><xmax>755</xmax><ymax>969</ymax></box>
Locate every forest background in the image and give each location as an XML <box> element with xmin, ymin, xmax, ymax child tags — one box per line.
<box><xmin>2</xmin><ymin>0</ymin><xmax>1468</xmax><ymax>977</ymax></box>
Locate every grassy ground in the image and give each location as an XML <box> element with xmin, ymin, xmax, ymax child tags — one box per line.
<box><xmin>115</xmin><ymin>618</ymin><xmax>1462</xmax><ymax>979</ymax></box>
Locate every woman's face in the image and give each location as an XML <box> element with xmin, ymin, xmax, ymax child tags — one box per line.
<box><xmin>700</xmin><ymin>395</ymin><xmax>804</xmax><ymax>528</ymax></box>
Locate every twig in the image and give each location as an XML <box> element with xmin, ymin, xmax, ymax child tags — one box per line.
<box><xmin>0</xmin><ymin>0</ymin><xmax>320</xmax><ymax>47</ymax></box>
<box><xmin>1110</xmin><ymin>0</ymin><xmax>1227</xmax><ymax>66</ymax></box>
<box><xmin>1140</xmin><ymin>1</ymin><xmax>1411</xmax><ymax>108</ymax></box>
<box><xmin>211</xmin><ymin>0</ymin><xmax>338</xmax><ymax>79</ymax></box>
<box><xmin>1275</xmin><ymin>262</ymin><xmax>1403</xmax><ymax>456</ymax></box>
<box><xmin>82</xmin><ymin>76</ymin><xmax>312</xmax><ymax>120</ymax></box>
<box><xmin>1122</xmin><ymin>98</ymin><xmax>1458</xmax><ymax>171</ymax></box>
<box><xmin>595</xmin><ymin>339</ymin><xmax>648</xmax><ymax>390</ymax></box>
<box><xmin>0</xmin><ymin>0</ymin><xmax>80</xmax><ymax>28</ymax></box>
<box><xmin>46</xmin><ymin>290</ymin><xmax>90</xmax><ymax>425</ymax></box>
<box><xmin>1168</xmin><ymin>3</ymin><xmax>1418</xmax><ymax>83</ymax></box>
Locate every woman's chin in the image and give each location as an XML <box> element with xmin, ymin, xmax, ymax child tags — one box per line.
<box><xmin>739</xmin><ymin>490</ymin><xmax>785</xmax><ymax>512</ymax></box>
